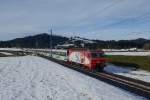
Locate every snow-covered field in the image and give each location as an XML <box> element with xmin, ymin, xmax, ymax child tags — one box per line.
<box><xmin>104</xmin><ymin>65</ymin><xmax>150</xmax><ymax>83</ymax></box>
<box><xmin>0</xmin><ymin>48</ymin><xmax>23</xmax><ymax>51</ymax></box>
<box><xmin>105</xmin><ymin>52</ymin><xmax>150</xmax><ymax>56</ymax></box>
<box><xmin>0</xmin><ymin>56</ymin><xmax>147</xmax><ymax>100</ymax></box>
<box><xmin>1</xmin><ymin>48</ymin><xmax>150</xmax><ymax>56</ymax></box>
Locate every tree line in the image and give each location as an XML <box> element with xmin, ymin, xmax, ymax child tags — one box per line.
<box><xmin>0</xmin><ymin>33</ymin><xmax>150</xmax><ymax>50</ymax></box>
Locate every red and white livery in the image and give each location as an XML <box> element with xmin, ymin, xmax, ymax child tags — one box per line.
<box><xmin>67</xmin><ymin>50</ymin><xmax>106</xmax><ymax>70</ymax></box>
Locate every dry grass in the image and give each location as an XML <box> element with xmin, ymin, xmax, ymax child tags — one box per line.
<box><xmin>107</xmin><ymin>55</ymin><xmax>150</xmax><ymax>71</ymax></box>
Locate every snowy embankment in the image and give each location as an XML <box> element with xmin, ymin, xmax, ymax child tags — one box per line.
<box><xmin>104</xmin><ymin>65</ymin><xmax>150</xmax><ymax>83</ymax></box>
<box><xmin>0</xmin><ymin>56</ymin><xmax>147</xmax><ymax>100</ymax></box>
<box><xmin>105</xmin><ymin>52</ymin><xmax>150</xmax><ymax>56</ymax></box>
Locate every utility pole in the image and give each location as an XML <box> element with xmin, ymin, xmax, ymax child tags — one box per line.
<box><xmin>50</xmin><ymin>28</ymin><xmax>53</xmax><ymax>57</ymax></box>
<box><xmin>36</xmin><ymin>39</ymin><xmax>38</xmax><ymax>49</ymax></box>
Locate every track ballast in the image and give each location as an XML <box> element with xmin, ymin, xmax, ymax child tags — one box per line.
<box><xmin>39</xmin><ymin>55</ymin><xmax>150</xmax><ymax>99</ymax></box>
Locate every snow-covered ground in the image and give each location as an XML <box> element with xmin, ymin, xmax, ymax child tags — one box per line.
<box><xmin>104</xmin><ymin>64</ymin><xmax>150</xmax><ymax>83</ymax></box>
<box><xmin>0</xmin><ymin>48</ymin><xmax>23</xmax><ymax>51</ymax></box>
<box><xmin>105</xmin><ymin>52</ymin><xmax>150</xmax><ymax>56</ymax></box>
<box><xmin>0</xmin><ymin>56</ymin><xmax>147</xmax><ymax>100</ymax></box>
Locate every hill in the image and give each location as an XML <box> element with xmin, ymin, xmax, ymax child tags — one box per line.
<box><xmin>0</xmin><ymin>33</ymin><xmax>69</xmax><ymax>48</ymax></box>
<box><xmin>0</xmin><ymin>33</ymin><xmax>150</xmax><ymax>49</ymax></box>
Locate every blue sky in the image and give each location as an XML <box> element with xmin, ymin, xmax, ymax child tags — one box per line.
<box><xmin>0</xmin><ymin>0</ymin><xmax>150</xmax><ymax>40</ymax></box>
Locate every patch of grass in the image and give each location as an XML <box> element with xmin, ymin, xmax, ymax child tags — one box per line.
<box><xmin>107</xmin><ymin>55</ymin><xmax>150</xmax><ymax>71</ymax></box>
<box><xmin>0</xmin><ymin>53</ymin><xmax>7</xmax><ymax>57</ymax></box>
<box><xmin>0</xmin><ymin>51</ymin><xmax>30</xmax><ymax>57</ymax></box>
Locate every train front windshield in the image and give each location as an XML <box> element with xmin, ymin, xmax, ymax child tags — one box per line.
<box><xmin>90</xmin><ymin>53</ymin><xmax>105</xmax><ymax>58</ymax></box>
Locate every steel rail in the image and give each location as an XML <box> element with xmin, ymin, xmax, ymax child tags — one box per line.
<box><xmin>39</xmin><ymin>55</ymin><xmax>150</xmax><ymax>99</ymax></box>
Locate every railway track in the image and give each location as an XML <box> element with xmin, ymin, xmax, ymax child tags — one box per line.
<box><xmin>39</xmin><ymin>55</ymin><xmax>150</xmax><ymax>99</ymax></box>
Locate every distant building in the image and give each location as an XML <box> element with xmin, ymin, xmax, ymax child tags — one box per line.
<box><xmin>128</xmin><ymin>48</ymin><xmax>137</xmax><ymax>51</ymax></box>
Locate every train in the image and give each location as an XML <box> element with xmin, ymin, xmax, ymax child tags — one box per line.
<box><xmin>51</xmin><ymin>49</ymin><xmax>106</xmax><ymax>71</ymax></box>
<box><xmin>32</xmin><ymin>49</ymin><xmax>107</xmax><ymax>71</ymax></box>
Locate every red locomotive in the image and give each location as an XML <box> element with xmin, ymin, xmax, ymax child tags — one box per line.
<box><xmin>67</xmin><ymin>50</ymin><xmax>106</xmax><ymax>70</ymax></box>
